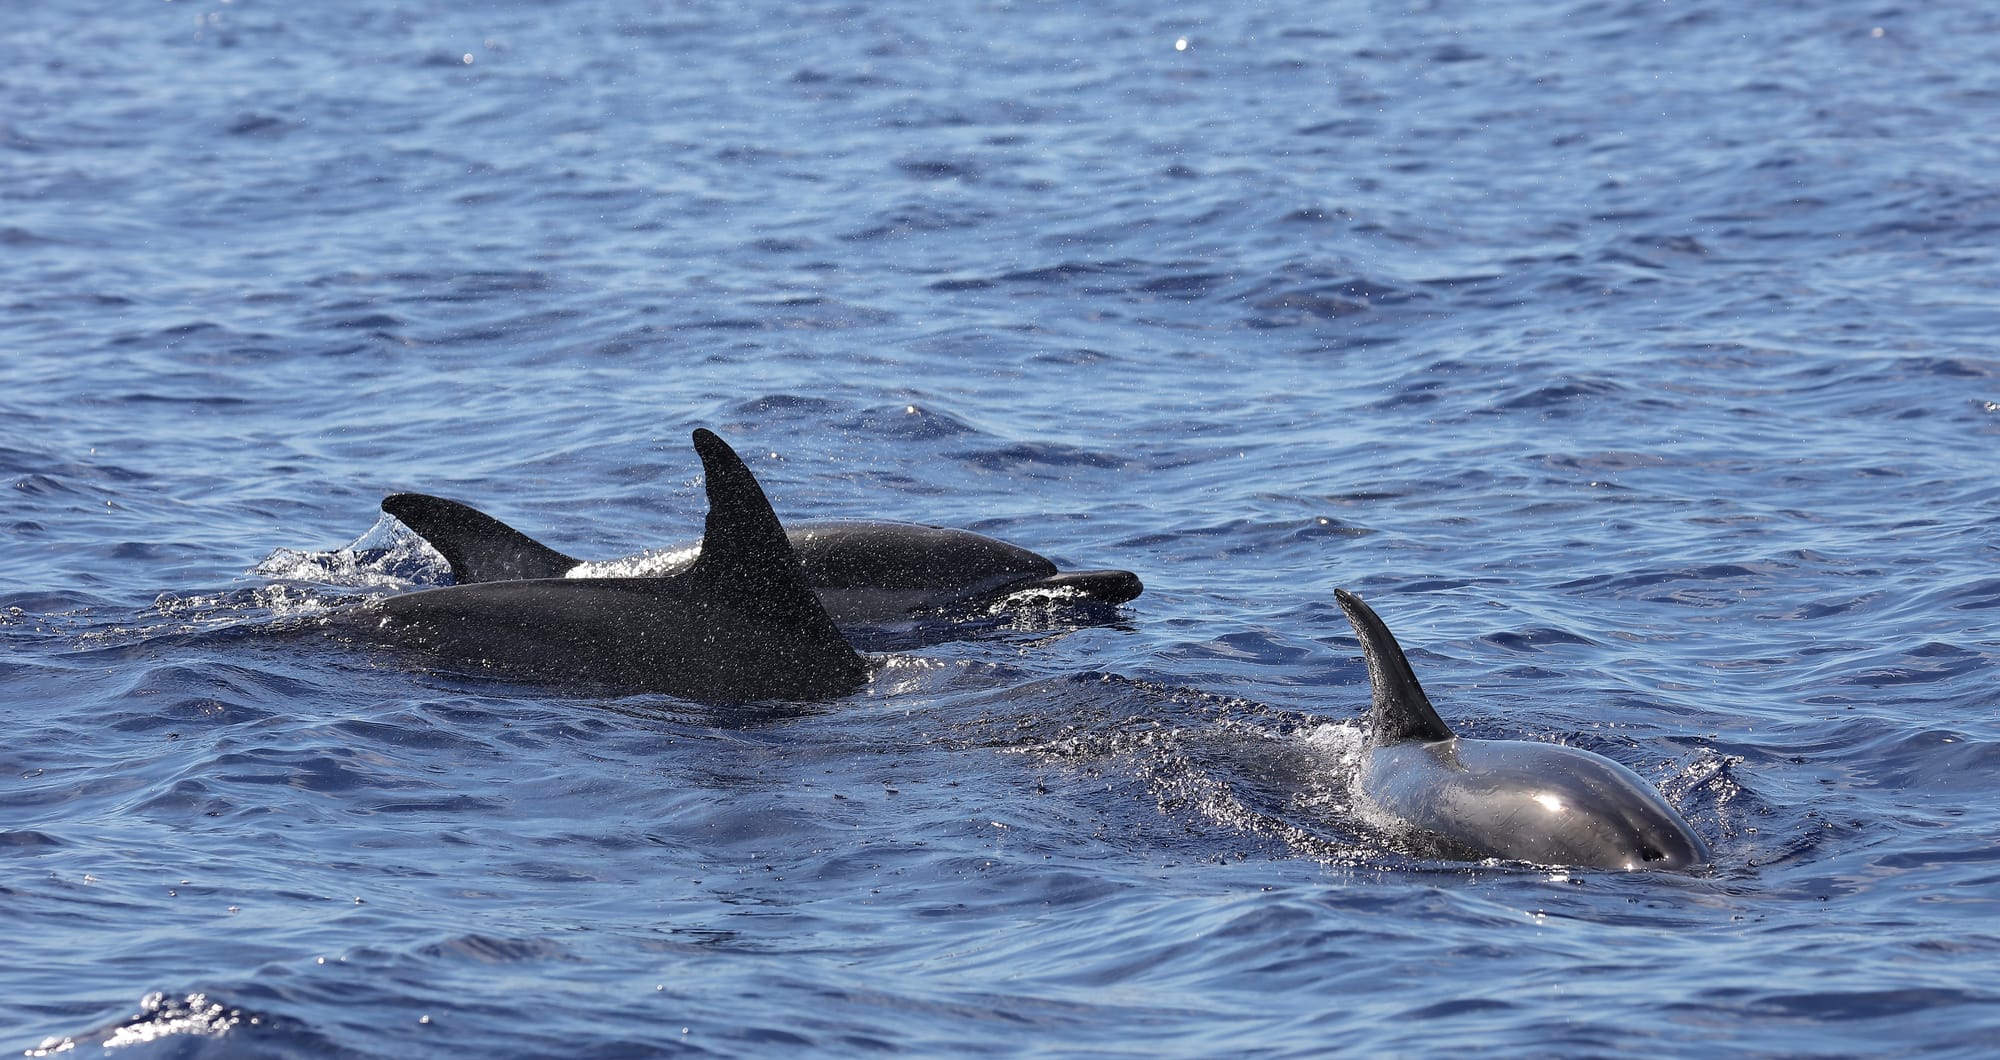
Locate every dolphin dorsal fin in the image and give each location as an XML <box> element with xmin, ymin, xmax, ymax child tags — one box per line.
<box><xmin>381</xmin><ymin>493</ymin><xmax>580</xmax><ymax>584</ymax></box>
<box><xmin>1334</xmin><ymin>589</ymin><xmax>1456</xmax><ymax>746</ymax></box>
<box><xmin>686</xmin><ymin>429</ymin><xmax>803</xmax><ymax>586</ymax></box>
<box><xmin>681</xmin><ymin>429</ymin><xmax>869</xmax><ymax>690</ymax></box>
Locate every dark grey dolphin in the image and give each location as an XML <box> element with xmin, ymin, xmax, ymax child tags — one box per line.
<box><xmin>1335</xmin><ymin>589</ymin><xmax>1709</xmax><ymax>871</ymax></box>
<box><xmin>379</xmin><ymin>495</ymin><xmax>1142</xmax><ymax>626</ymax></box>
<box><xmin>329</xmin><ymin>430</ymin><xmax>870</xmax><ymax>701</ymax></box>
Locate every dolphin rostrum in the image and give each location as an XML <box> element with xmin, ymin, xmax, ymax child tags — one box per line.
<box><xmin>1335</xmin><ymin>589</ymin><xmax>1710</xmax><ymax>871</ymax></box>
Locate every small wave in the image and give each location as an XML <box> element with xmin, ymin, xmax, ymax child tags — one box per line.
<box><xmin>957</xmin><ymin>442</ymin><xmax>1127</xmax><ymax>472</ymax></box>
<box><xmin>417</xmin><ymin>933</ymin><xmax>576</xmax><ymax>964</ymax></box>
<box><xmin>840</xmin><ymin>202</ymin><xmax>990</xmax><ymax>242</ymax></box>
<box><xmin>224</xmin><ymin>111</ymin><xmax>296</xmax><ymax>138</ymax></box>
<box><xmin>1837</xmin><ymin>643</ymin><xmax>1987</xmax><ymax>690</ymax></box>
<box><xmin>897</xmin><ymin>158</ymin><xmax>981</xmax><ymax>181</ymax></box>
<box><xmin>1738</xmin><ymin>987</ymin><xmax>1994</xmax><ymax>1022</ymax></box>
<box><xmin>995</xmin><ymin>259</ymin><xmax>1142</xmax><ymax>286</ymax></box>
<box><xmin>1136</xmin><ymin>272</ymin><xmax>1229</xmax><ymax>300</ymax></box>
<box><xmin>1493</xmin><ymin>377</ymin><xmax>1628</xmax><ymax>413</ymax></box>
<box><xmin>1</xmin><ymin>225</ymin><xmax>66</xmax><ymax>247</ymax></box>
<box><xmin>1477</xmin><ymin>627</ymin><xmax>1601</xmax><ymax>653</ymax></box>
<box><xmin>11</xmin><ymin>473</ymin><xmax>79</xmax><ymax>497</ymax></box>
<box><xmin>1947</xmin><ymin>577</ymin><xmax>2000</xmax><ymax>611</ymax></box>
<box><xmin>838</xmin><ymin>403</ymin><xmax>982</xmax><ymax>441</ymax></box>
<box><xmin>733</xmin><ymin>393</ymin><xmax>846</xmax><ymax>417</ymax></box>
<box><xmin>1247</xmin><ymin>291</ymin><xmax>1370</xmax><ymax>318</ymax></box>
<box><xmin>0</xmin><ymin>830</ymin><xmax>64</xmax><ymax>851</ymax></box>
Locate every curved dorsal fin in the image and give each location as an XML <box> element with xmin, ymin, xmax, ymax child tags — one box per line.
<box><xmin>382</xmin><ymin>493</ymin><xmax>580</xmax><ymax>584</ymax></box>
<box><xmin>680</xmin><ymin>428</ymin><xmax>869</xmax><ymax>694</ymax></box>
<box><xmin>1334</xmin><ymin>589</ymin><xmax>1455</xmax><ymax>746</ymax></box>
<box><xmin>686</xmin><ymin>428</ymin><xmax>800</xmax><ymax>585</ymax></box>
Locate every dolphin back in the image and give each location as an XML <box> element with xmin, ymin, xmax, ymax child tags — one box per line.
<box><xmin>790</xmin><ymin>522</ymin><xmax>1057</xmax><ymax>592</ymax></box>
<box><xmin>360</xmin><ymin>430</ymin><xmax>869</xmax><ymax>702</ymax></box>
<box><xmin>785</xmin><ymin>522</ymin><xmax>1139</xmax><ymax>619</ymax></box>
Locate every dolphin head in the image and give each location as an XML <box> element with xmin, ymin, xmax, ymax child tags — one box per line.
<box><xmin>789</xmin><ymin>521</ymin><xmax>1143</xmax><ymax>619</ymax></box>
<box><xmin>1432</xmin><ymin>739</ymin><xmax>1712</xmax><ymax>870</ymax></box>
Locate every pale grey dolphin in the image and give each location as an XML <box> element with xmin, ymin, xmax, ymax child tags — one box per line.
<box><xmin>379</xmin><ymin>496</ymin><xmax>1142</xmax><ymax>626</ymax></box>
<box><xmin>1335</xmin><ymin>589</ymin><xmax>1709</xmax><ymax>871</ymax></box>
<box><xmin>328</xmin><ymin>430</ymin><xmax>871</xmax><ymax>701</ymax></box>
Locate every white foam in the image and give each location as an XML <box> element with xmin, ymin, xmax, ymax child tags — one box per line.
<box><xmin>568</xmin><ymin>545</ymin><xmax>700</xmax><ymax>579</ymax></box>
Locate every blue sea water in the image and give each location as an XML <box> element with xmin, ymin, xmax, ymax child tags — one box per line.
<box><xmin>5</xmin><ymin>0</ymin><xmax>2000</xmax><ymax>1054</ymax></box>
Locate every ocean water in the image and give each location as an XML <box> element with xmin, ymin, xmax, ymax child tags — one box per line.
<box><xmin>5</xmin><ymin>0</ymin><xmax>1999</xmax><ymax>1054</ymax></box>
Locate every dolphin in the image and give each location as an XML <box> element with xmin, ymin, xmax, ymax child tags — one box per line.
<box><xmin>378</xmin><ymin>495</ymin><xmax>1143</xmax><ymax>626</ymax></box>
<box><xmin>1334</xmin><ymin>589</ymin><xmax>1709</xmax><ymax>871</ymax></box>
<box><xmin>327</xmin><ymin>430</ymin><xmax>871</xmax><ymax>701</ymax></box>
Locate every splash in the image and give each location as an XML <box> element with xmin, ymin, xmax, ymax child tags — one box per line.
<box><xmin>1003</xmin><ymin>677</ymin><xmax>1388</xmax><ymax>865</ymax></box>
<box><xmin>1290</xmin><ymin>721</ymin><xmax>1368</xmax><ymax>819</ymax></box>
<box><xmin>251</xmin><ymin>513</ymin><xmax>451</xmax><ymax>588</ymax></box>
<box><xmin>27</xmin><ymin>992</ymin><xmax>267</xmax><ymax>1056</ymax></box>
